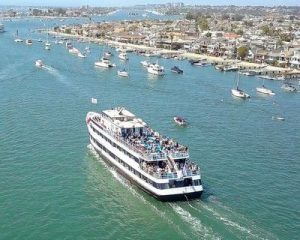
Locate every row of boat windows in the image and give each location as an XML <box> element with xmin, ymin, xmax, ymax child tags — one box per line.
<box><xmin>90</xmin><ymin>134</ymin><xmax>201</xmax><ymax>189</ymax></box>
<box><xmin>91</xmin><ymin>125</ymin><xmax>140</xmax><ymax>163</ymax></box>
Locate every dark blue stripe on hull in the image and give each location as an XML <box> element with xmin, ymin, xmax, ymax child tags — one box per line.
<box><xmin>93</xmin><ymin>145</ymin><xmax>202</xmax><ymax>202</ymax></box>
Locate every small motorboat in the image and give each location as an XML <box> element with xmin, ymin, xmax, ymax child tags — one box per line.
<box><xmin>174</xmin><ymin>116</ymin><xmax>188</xmax><ymax>126</ymax></box>
<box><xmin>35</xmin><ymin>59</ymin><xmax>44</xmax><ymax>68</ymax></box>
<box><xmin>117</xmin><ymin>69</ymin><xmax>129</xmax><ymax>77</ymax></box>
<box><xmin>104</xmin><ymin>51</ymin><xmax>113</xmax><ymax>57</ymax></box>
<box><xmin>77</xmin><ymin>52</ymin><xmax>87</xmax><ymax>58</ymax></box>
<box><xmin>26</xmin><ymin>39</ymin><xmax>33</xmax><ymax>45</ymax></box>
<box><xmin>281</xmin><ymin>83</ymin><xmax>297</xmax><ymax>92</ymax></box>
<box><xmin>119</xmin><ymin>52</ymin><xmax>128</xmax><ymax>60</ymax></box>
<box><xmin>171</xmin><ymin>66</ymin><xmax>183</xmax><ymax>74</ymax></box>
<box><xmin>141</xmin><ymin>60</ymin><xmax>150</xmax><ymax>67</ymax></box>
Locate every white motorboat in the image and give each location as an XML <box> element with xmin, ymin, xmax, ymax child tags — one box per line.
<box><xmin>224</xmin><ymin>65</ymin><xmax>239</xmax><ymax>71</ymax></box>
<box><xmin>86</xmin><ymin>107</ymin><xmax>203</xmax><ymax>201</ymax></box>
<box><xmin>104</xmin><ymin>51</ymin><xmax>113</xmax><ymax>57</ymax></box>
<box><xmin>14</xmin><ymin>38</ymin><xmax>23</xmax><ymax>43</ymax></box>
<box><xmin>190</xmin><ymin>59</ymin><xmax>210</xmax><ymax>66</ymax></box>
<box><xmin>45</xmin><ymin>42</ymin><xmax>51</xmax><ymax>50</ymax></box>
<box><xmin>147</xmin><ymin>63</ymin><xmax>165</xmax><ymax>76</ymax></box>
<box><xmin>141</xmin><ymin>60</ymin><xmax>150</xmax><ymax>67</ymax></box>
<box><xmin>174</xmin><ymin>116</ymin><xmax>188</xmax><ymax>126</ymax></box>
<box><xmin>239</xmin><ymin>70</ymin><xmax>256</xmax><ymax>76</ymax></box>
<box><xmin>94</xmin><ymin>57</ymin><xmax>115</xmax><ymax>68</ymax></box>
<box><xmin>119</xmin><ymin>52</ymin><xmax>128</xmax><ymax>60</ymax></box>
<box><xmin>281</xmin><ymin>83</ymin><xmax>297</xmax><ymax>92</ymax></box>
<box><xmin>256</xmin><ymin>86</ymin><xmax>275</xmax><ymax>95</ymax></box>
<box><xmin>26</xmin><ymin>39</ymin><xmax>33</xmax><ymax>45</ymax></box>
<box><xmin>35</xmin><ymin>59</ymin><xmax>44</xmax><ymax>68</ymax></box>
<box><xmin>77</xmin><ymin>52</ymin><xmax>87</xmax><ymax>58</ymax></box>
<box><xmin>69</xmin><ymin>47</ymin><xmax>80</xmax><ymax>55</ymax></box>
<box><xmin>117</xmin><ymin>69</ymin><xmax>129</xmax><ymax>77</ymax></box>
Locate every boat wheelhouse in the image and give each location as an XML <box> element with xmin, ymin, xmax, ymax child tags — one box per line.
<box><xmin>86</xmin><ymin>107</ymin><xmax>203</xmax><ymax>201</ymax></box>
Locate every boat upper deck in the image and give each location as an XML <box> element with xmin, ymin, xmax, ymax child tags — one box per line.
<box><xmin>90</xmin><ymin>108</ymin><xmax>189</xmax><ymax>162</ymax></box>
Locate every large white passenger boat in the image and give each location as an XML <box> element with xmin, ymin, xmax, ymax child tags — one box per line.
<box><xmin>86</xmin><ymin>107</ymin><xmax>203</xmax><ymax>201</ymax></box>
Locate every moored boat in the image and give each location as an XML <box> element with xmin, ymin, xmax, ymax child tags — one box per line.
<box><xmin>26</xmin><ymin>39</ymin><xmax>33</xmax><ymax>45</ymax></box>
<box><xmin>171</xmin><ymin>66</ymin><xmax>183</xmax><ymax>74</ymax></box>
<box><xmin>141</xmin><ymin>60</ymin><xmax>150</xmax><ymax>67</ymax></box>
<box><xmin>231</xmin><ymin>88</ymin><xmax>250</xmax><ymax>98</ymax></box>
<box><xmin>281</xmin><ymin>83</ymin><xmax>297</xmax><ymax>92</ymax></box>
<box><xmin>117</xmin><ymin>69</ymin><xmax>129</xmax><ymax>77</ymax></box>
<box><xmin>256</xmin><ymin>86</ymin><xmax>275</xmax><ymax>95</ymax></box>
<box><xmin>119</xmin><ymin>52</ymin><xmax>128</xmax><ymax>60</ymax></box>
<box><xmin>147</xmin><ymin>63</ymin><xmax>165</xmax><ymax>76</ymax></box>
<box><xmin>77</xmin><ymin>52</ymin><xmax>87</xmax><ymax>58</ymax></box>
<box><xmin>86</xmin><ymin>107</ymin><xmax>203</xmax><ymax>201</ymax></box>
<box><xmin>94</xmin><ymin>57</ymin><xmax>115</xmax><ymax>68</ymax></box>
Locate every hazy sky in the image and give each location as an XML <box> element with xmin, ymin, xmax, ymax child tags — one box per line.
<box><xmin>2</xmin><ymin>0</ymin><xmax>299</xmax><ymax>7</ymax></box>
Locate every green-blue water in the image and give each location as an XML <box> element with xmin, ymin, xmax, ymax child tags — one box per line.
<box><xmin>1</xmin><ymin>13</ymin><xmax>299</xmax><ymax>240</ymax></box>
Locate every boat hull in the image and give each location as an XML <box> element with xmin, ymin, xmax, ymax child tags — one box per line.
<box><xmin>91</xmin><ymin>143</ymin><xmax>202</xmax><ymax>201</ymax></box>
<box><xmin>256</xmin><ymin>87</ymin><xmax>275</xmax><ymax>95</ymax></box>
<box><xmin>231</xmin><ymin>89</ymin><xmax>250</xmax><ymax>99</ymax></box>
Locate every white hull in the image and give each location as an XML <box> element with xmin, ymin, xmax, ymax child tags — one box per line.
<box><xmin>141</xmin><ymin>61</ymin><xmax>150</xmax><ymax>67</ymax></box>
<box><xmin>26</xmin><ymin>40</ymin><xmax>32</xmax><ymax>45</ymax></box>
<box><xmin>147</xmin><ymin>64</ymin><xmax>165</xmax><ymax>76</ymax></box>
<box><xmin>14</xmin><ymin>38</ymin><xmax>23</xmax><ymax>43</ymax></box>
<box><xmin>256</xmin><ymin>87</ymin><xmax>275</xmax><ymax>95</ymax></box>
<box><xmin>231</xmin><ymin>89</ymin><xmax>250</xmax><ymax>99</ymax></box>
<box><xmin>94</xmin><ymin>62</ymin><xmax>113</xmax><ymax>68</ymax></box>
<box><xmin>77</xmin><ymin>52</ymin><xmax>87</xmax><ymax>58</ymax></box>
<box><xmin>119</xmin><ymin>53</ymin><xmax>128</xmax><ymax>60</ymax></box>
<box><xmin>69</xmin><ymin>48</ymin><xmax>80</xmax><ymax>55</ymax></box>
<box><xmin>117</xmin><ymin>70</ymin><xmax>129</xmax><ymax>77</ymax></box>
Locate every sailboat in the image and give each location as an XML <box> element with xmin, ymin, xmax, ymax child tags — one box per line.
<box><xmin>44</xmin><ymin>24</ymin><xmax>51</xmax><ymax>50</ymax></box>
<box><xmin>117</xmin><ymin>56</ymin><xmax>129</xmax><ymax>77</ymax></box>
<box><xmin>14</xmin><ymin>30</ymin><xmax>23</xmax><ymax>42</ymax></box>
<box><xmin>256</xmin><ymin>79</ymin><xmax>275</xmax><ymax>95</ymax></box>
<box><xmin>231</xmin><ymin>73</ymin><xmax>250</xmax><ymax>99</ymax></box>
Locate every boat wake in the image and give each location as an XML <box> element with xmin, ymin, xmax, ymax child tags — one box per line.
<box><xmin>191</xmin><ymin>198</ymin><xmax>277</xmax><ymax>240</ymax></box>
<box><xmin>170</xmin><ymin>203</ymin><xmax>221</xmax><ymax>240</ymax></box>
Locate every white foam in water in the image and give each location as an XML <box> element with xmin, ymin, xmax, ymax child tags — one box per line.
<box><xmin>170</xmin><ymin>203</ymin><xmax>221</xmax><ymax>240</ymax></box>
<box><xmin>86</xmin><ymin>145</ymin><xmax>188</xmax><ymax>239</ymax></box>
<box><xmin>200</xmin><ymin>203</ymin><xmax>269</xmax><ymax>240</ymax></box>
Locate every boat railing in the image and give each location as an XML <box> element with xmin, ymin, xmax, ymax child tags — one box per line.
<box><xmin>168</xmin><ymin>152</ymin><xmax>189</xmax><ymax>159</ymax></box>
<box><xmin>140</xmin><ymin>163</ymin><xmax>178</xmax><ymax>179</ymax></box>
<box><xmin>91</xmin><ymin>118</ymin><xmax>167</xmax><ymax>161</ymax></box>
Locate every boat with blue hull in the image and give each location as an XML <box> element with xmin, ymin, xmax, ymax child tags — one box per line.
<box><xmin>86</xmin><ymin>107</ymin><xmax>203</xmax><ymax>201</ymax></box>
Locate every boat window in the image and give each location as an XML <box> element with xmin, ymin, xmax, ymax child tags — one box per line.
<box><xmin>160</xmin><ymin>183</ymin><xmax>169</xmax><ymax>189</ymax></box>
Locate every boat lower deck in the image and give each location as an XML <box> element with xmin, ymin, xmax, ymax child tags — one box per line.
<box><xmin>91</xmin><ymin>141</ymin><xmax>202</xmax><ymax>201</ymax></box>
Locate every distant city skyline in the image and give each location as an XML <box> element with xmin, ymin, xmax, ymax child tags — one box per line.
<box><xmin>1</xmin><ymin>0</ymin><xmax>300</xmax><ymax>7</ymax></box>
